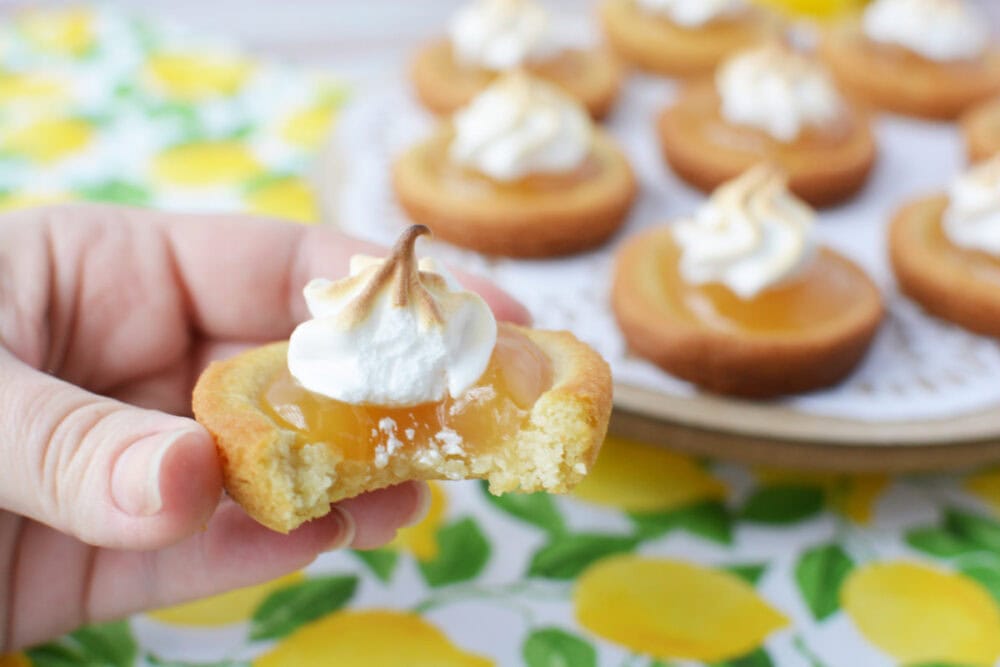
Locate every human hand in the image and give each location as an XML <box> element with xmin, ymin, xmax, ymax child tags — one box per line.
<box><xmin>0</xmin><ymin>205</ymin><xmax>530</xmax><ymax>651</ymax></box>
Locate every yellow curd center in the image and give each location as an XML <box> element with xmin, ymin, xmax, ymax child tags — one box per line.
<box><xmin>263</xmin><ymin>325</ymin><xmax>552</xmax><ymax>461</ymax></box>
<box><xmin>930</xmin><ymin>211</ymin><xmax>1000</xmax><ymax>284</ymax></box>
<box><xmin>656</xmin><ymin>233</ymin><xmax>866</xmax><ymax>333</ymax></box>
<box><xmin>421</xmin><ymin>130</ymin><xmax>603</xmax><ymax>197</ymax></box>
<box><xmin>679</xmin><ymin>85</ymin><xmax>855</xmax><ymax>153</ymax></box>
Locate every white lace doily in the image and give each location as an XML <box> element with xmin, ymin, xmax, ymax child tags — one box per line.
<box><xmin>331</xmin><ymin>76</ymin><xmax>1000</xmax><ymax>423</ymax></box>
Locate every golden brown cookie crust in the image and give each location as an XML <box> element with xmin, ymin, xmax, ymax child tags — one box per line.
<box><xmin>193</xmin><ymin>324</ymin><xmax>612</xmax><ymax>533</ymax></box>
<box><xmin>611</xmin><ymin>226</ymin><xmax>884</xmax><ymax>398</ymax></box>
<box><xmin>889</xmin><ymin>194</ymin><xmax>1000</xmax><ymax>338</ymax></box>
<box><xmin>961</xmin><ymin>97</ymin><xmax>1000</xmax><ymax>163</ymax></box>
<box><xmin>599</xmin><ymin>0</ymin><xmax>776</xmax><ymax>77</ymax></box>
<box><xmin>657</xmin><ymin>82</ymin><xmax>877</xmax><ymax>207</ymax></box>
<box><xmin>411</xmin><ymin>40</ymin><xmax>622</xmax><ymax>120</ymax></box>
<box><xmin>820</xmin><ymin>25</ymin><xmax>1000</xmax><ymax>120</ymax></box>
<box><xmin>392</xmin><ymin>130</ymin><xmax>637</xmax><ymax>257</ymax></box>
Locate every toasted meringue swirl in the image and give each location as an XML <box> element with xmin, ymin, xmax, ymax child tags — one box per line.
<box><xmin>717</xmin><ymin>43</ymin><xmax>844</xmax><ymax>142</ymax></box>
<box><xmin>449</xmin><ymin>0</ymin><xmax>560</xmax><ymax>71</ymax></box>
<box><xmin>449</xmin><ymin>71</ymin><xmax>593</xmax><ymax>181</ymax></box>
<box><xmin>673</xmin><ymin>165</ymin><xmax>817</xmax><ymax>299</ymax></box>
<box><xmin>863</xmin><ymin>0</ymin><xmax>988</xmax><ymax>62</ymax></box>
<box><xmin>635</xmin><ymin>0</ymin><xmax>747</xmax><ymax>27</ymax></box>
<box><xmin>944</xmin><ymin>154</ymin><xmax>1000</xmax><ymax>257</ymax></box>
<box><xmin>288</xmin><ymin>225</ymin><xmax>497</xmax><ymax>406</ymax></box>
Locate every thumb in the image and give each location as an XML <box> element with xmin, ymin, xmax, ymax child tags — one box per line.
<box><xmin>0</xmin><ymin>351</ymin><xmax>222</xmax><ymax>550</ymax></box>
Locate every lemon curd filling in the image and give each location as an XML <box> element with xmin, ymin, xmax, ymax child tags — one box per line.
<box><xmin>929</xmin><ymin>207</ymin><xmax>1000</xmax><ymax>284</ymax></box>
<box><xmin>263</xmin><ymin>325</ymin><xmax>553</xmax><ymax>467</ymax></box>
<box><xmin>677</xmin><ymin>86</ymin><xmax>856</xmax><ymax>154</ymax></box>
<box><xmin>655</xmin><ymin>233</ymin><xmax>866</xmax><ymax>334</ymax></box>
<box><xmin>420</xmin><ymin>130</ymin><xmax>603</xmax><ymax>197</ymax></box>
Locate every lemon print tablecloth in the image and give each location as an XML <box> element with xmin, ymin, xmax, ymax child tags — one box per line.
<box><xmin>6</xmin><ymin>6</ymin><xmax>1000</xmax><ymax>667</ymax></box>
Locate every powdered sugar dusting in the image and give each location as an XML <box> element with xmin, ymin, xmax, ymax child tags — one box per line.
<box><xmin>435</xmin><ymin>428</ymin><xmax>466</xmax><ymax>456</ymax></box>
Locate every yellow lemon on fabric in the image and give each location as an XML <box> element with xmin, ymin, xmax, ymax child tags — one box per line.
<box><xmin>574</xmin><ymin>556</ymin><xmax>788</xmax><ymax>662</ymax></box>
<box><xmin>573</xmin><ymin>436</ymin><xmax>726</xmax><ymax>512</ymax></box>
<box><xmin>281</xmin><ymin>103</ymin><xmax>337</xmax><ymax>149</ymax></box>
<box><xmin>752</xmin><ymin>0</ymin><xmax>864</xmax><ymax>19</ymax></box>
<box><xmin>18</xmin><ymin>8</ymin><xmax>95</xmax><ymax>56</ymax></box>
<box><xmin>391</xmin><ymin>482</ymin><xmax>448</xmax><ymax>561</ymax></box>
<box><xmin>146</xmin><ymin>52</ymin><xmax>255</xmax><ymax>100</ymax></box>
<box><xmin>966</xmin><ymin>469</ymin><xmax>1000</xmax><ymax>516</ymax></box>
<box><xmin>3</xmin><ymin>118</ymin><xmax>92</xmax><ymax>163</ymax></box>
<box><xmin>153</xmin><ymin>141</ymin><xmax>262</xmax><ymax>187</ymax></box>
<box><xmin>246</xmin><ymin>176</ymin><xmax>319</xmax><ymax>224</ymax></box>
<box><xmin>833</xmin><ymin>475</ymin><xmax>888</xmax><ymax>524</ymax></box>
<box><xmin>0</xmin><ymin>71</ymin><xmax>65</xmax><ymax>104</ymax></box>
<box><xmin>0</xmin><ymin>192</ymin><xmax>72</xmax><ymax>213</ymax></box>
<box><xmin>253</xmin><ymin>609</ymin><xmax>493</xmax><ymax>667</ymax></box>
<box><xmin>147</xmin><ymin>572</ymin><xmax>303</xmax><ymax>627</ymax></box>
<box><xmin>0</xmin><ymin>653</ymin><xmax>30</xmax><ymax>667</ymax></box>
<box><xmin>842</xmin><ymin>561</ymin><xmax>1000</xmax><ymax>666</ymax></box>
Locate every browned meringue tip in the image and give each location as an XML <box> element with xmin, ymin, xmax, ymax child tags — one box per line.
<box><xmin>343</xmin><ymin>224</ymin><xmax>444</xmax><ymax>328</ymax></box>
<box><xmin>395</xmin><ymin>224</ymin><xmax>432</xmax><ymax>252</ymax></box>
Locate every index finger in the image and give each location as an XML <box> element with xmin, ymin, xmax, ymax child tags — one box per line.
<box><xmin>162</xmin><ymin>212</ymin><xmax>530</xmax><ymax>342</ymax></box>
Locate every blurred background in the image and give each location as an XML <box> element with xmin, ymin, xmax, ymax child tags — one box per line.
<box><xmin>0</xmin><ymin>0</ymin><xmax>993</xmax><ymax>81</ymax></box>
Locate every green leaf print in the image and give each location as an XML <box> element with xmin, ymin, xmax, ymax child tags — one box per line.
<box><xmin>527</xmin><ymin>533</ymin><xmax>639</xmax><ymax>580</ymax></box>
<box><xmin>418</xmin><ymin>517</ymin><xmax>491</xmax><ymax>587</ymax></box>
<box><xmin>77</xmin><ymin>180</ymin><xmax>151</xmax><ymax>206</ymax></box>
<box><xmin>243</xmin><ymin>170</ymin><xmax>295</xmax><ymax>193</ymax></box>
<box><xmin>481</xmin><ymin>482</ymin><xmax>566</xmax><ymax>535</ymax></box>
<box><xmin>795</xmin><ymin>543</ymin><xmax>854</xmax><ymax>621</ymax></box>
<box><xmin>522</xmin><ymin>627</ymin><xmax>597</xmax><ymax>667</ymax></box>
<box><xmin>711</xmin><ymin>646</ymin><xmax>775</xmax><ymax>667</ymax></box>
<box><xmin>740</xmin><ymin>485</ymin><xmax>825</xmax><ymax>524</ymax></box>
<box><xmin>27</xmin><ymin>620</ymin><xmax>136</xmax><ymax>667</ymax></box>
<box><xmin>353</xmin><ymin>547</ymin><xmax>399</xmax><ymax>583</ymax></box>
<box><xmin>724</xmin><ymin>562</ymin><xmax>769</xmax><ymax>586</ymax></box>
<box><xmin>630</xmin><ymin>500</ymin><xmax>733</xmax><ymax>544</ymax></box>
<box><xmin>958</xmin><ymin>552</ymin><xmax>1000</xmax><ymax>606</ymax></box>
<box><xmin>249</xmin><ymin>574</ymin><xmax>358</xmax><ymax>641</ymax></box>
<box><xmin>149</xmin><ymin>103</ymin><xmax>203</xmax><ymax>143</ymax></box>
<box><xmin>944</xmin><ymin>508</ymin><xmax>1000</xmax><ymax>553</ymax></box>
<box><xmin>905</xmin><ymin>526</ymin><xmax>977</xmax><ymax>557</ymax></box>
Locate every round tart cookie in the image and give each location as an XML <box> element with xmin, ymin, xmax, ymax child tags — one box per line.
<box><xmin>890</xmin><ymin>155</ymin><xmax>1000</xmax><ymax>337</ymax></box>
<box><xmin>600</xmin><ymin>0</ymin><xmax>777</xmax><ymax>77</ymax></box>
<box><xmin>820</xmin><ymin>0</ymin><xmax>1000</xmax><ymax>120</ymax></box>
<box><xmin>961</xmin><ymin>97</ymin><xmax>1000</xmax><ymax>163</ymax></box>
<box><xmin>194</xmin><ymin>226</ymin><xmax>612</xmax><ymax>533</ymax></box>
<box><xmin>411</xmin><ymin>0</ymin><xmax>621</xmax><ymax>119</ymax></box>
<box><xmin>612</xmin><ymin>166</ymin><xmax>883</xmax><ymax>398</ymax></box>
<box><xmin>394</xmin><ymin>72</ymin><xmax>637</xmax><ymax>257</ymax></box>
<box><xmin>658</xmin><ymin>43</ymin><xmax>876</xmax><ymax>207</ymax></box>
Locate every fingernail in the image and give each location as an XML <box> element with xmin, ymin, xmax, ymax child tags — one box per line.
<box><xmin>325</xmin><ymin>507</ymin><xmax>357</xmax><ymax>551</ymax></box>
<box><xmin>402</xmin><ymin>482</ymin><xmax>432</xmax><ymax>528</ymax></box>
<box><xmin>111</xmin><ymin>429</ymin><xmax>201</xmax><ymax>517</ymax></box>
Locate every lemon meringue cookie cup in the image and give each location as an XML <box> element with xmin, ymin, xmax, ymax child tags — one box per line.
<box><xmin>820</xmin><ymin>0</ymin><xmax>1000</xmax><ymax>120</ymax></box>
<box><xmin>890</xmin><ymin>154</ymin><xmax>1000</xmax><ymax>337</ymax></box>
<box><xmin>411</xmin><ymin>0</ymin><xmax>622</xmax><ymax>119</ymax></box>
<box><xmin>612</xmin><ymin>165</ymin><xmax>883</xmax><ymax>397</ymax></box>
<box><xmin>193</xmin><ymin>225</ymin><xmax>612</xmax><ymax>533</ymax></box>
<box><xmin>658</xmin><ymin>43</ymin><xmax>876</xmax><ymax>207</ymax></box>
<box><xmin>393</xmin><ymin>71</ymin><xmax>637</xmax><ymax>257</ymax></box>
<box><xmin>600</xmin><ymin>0</ymin><xmax>778</xmax><ymax>77</ymax></box>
